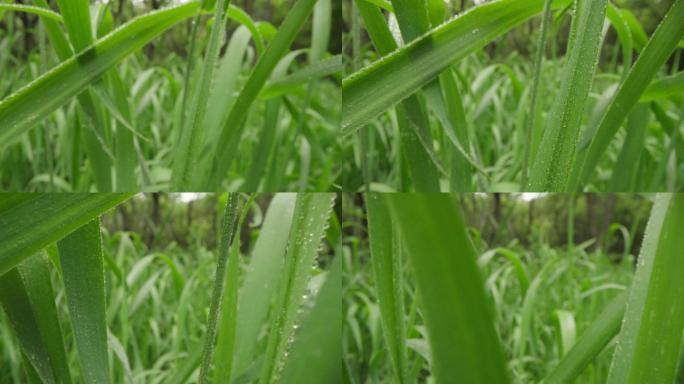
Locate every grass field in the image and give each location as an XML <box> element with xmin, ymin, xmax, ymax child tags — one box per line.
<box><xmin>342</xmin><ymin>0</ymin><xmax>684</xmax><ymax>192</ymax></box>
<box><xmin>0</xmin><ymin>193</ymin><xmax>340</xmax><ymax>383</ymax></box>
<box><xmin>0</xmin><ymin>0</ymin><xmax>341</xmax><ymax>192</ymax></box>
<box><xmin>343</xmin><ymin>193</ymin><xmax>684</xmax><ymax>383</ymax></box>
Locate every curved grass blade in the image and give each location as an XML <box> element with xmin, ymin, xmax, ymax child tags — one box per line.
<box><xmin>0</xmin><ymin>194</ymin><xmax>133</xmax><ymax>276</ymax></box>
<box><xmin>280</xmin><ymin>255</ymin><xmax>341</xmax><ymax>384</ymax></box>
<box><xmin>527</xmin><ymin>0</ymin><xmax>607</xmax><ymax>191</ymax></box>
<box><xmin>342</xmin><ymin>0</ymin><xmax>570</xmax><ymax>134</ymax></box>
<box><xmin>57</xmin><ymin>219</ymin><xmax>110</xmax><ymax>384</ymax></box>
<box><xmin>0</xmin><ymin>4</ymin><xmax>63</xmax><ymax>22</ymax></box>
<box><xmin>231</xmin><ymin>193</ymin><xmax>297</xmax><ymax>379</ymax></box>
<box><xmin>577</xmin><ymin>0</ymin><xmax>684</xmax><ymax>187</ymax></box>
<box><xmin>0</xmin><ymin>1</ymin><xmax>201</xmax><ymax>152</ymax></box>
<box><xmin>366</xmin><ymin>193</ymin><xmax>408</xmax><ymax>383</ymax></box>
<box><xmin>543</xmin><ymin>291</ymin><xmax>627</xmax><ymax>383</ymax></box>
<box><xmin>607</xmin><ymin>194</ymin><xmax>684</xmax><ymax>384</ymax></box>
<box><xmin>55</xmin><ymin>0</ymin><xmax>94</xmax><ymax>52</ymax></box>
<box><xmin>640</xmin><ymin>71</ymin><xmax>684</xmax><ymax>102</ymax></box>
<box><xmin>258</xmin><ymin>193</ymin><xmax>335</xmax><ymax>383</ymax></box>
<box><xmin>384</xmin><ymin>194</ymin><xmax>510</xmax><ymax>384</ymax></box>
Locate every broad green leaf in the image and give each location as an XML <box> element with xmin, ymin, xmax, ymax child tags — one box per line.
<box><xmin>56</xmin><ymin>0</ymin><xmax>93</xmax><ymax>52</ymax></box>
<box><xmin>366</xmin><ymin>193</ymin><xmax>408</xmax><ymax>383</ymax></box>
<box><xmin>57</xmin><ymin>220</ymin><xmax>110</xmax><ymax>384</ymax></box>
<box><xmin>577</xmin><ymin>0</ymin><xmax>684</xmax><ymax>187</ymax></box>
<box><xmin>258</xmin><ymin>193</ymin><xmax>335</xmax><ymax>383</ymax></box>
<box><xmin>607</xmin><ymin>194</ymin><xmax>684</xmax><ymax>384</ymax></box>
<box><xmin>0</xmin><ymin>1</ymin><xmax>201</xmax><ymax>152</ymax></box>
<box><xmin>384</xmin><ymin>194</ymin><xmax>509</xmax><ymax>384</ymax></box>
<box><xmin>342</xmin><ymin>0</ymin><xmax>570</xmax><ymax>134</ymax></box>
<box><xmin>231</xmin><ymin>193</ymin><xmax>297</xmax><ymax>379</ymax></box>
<box><xmin>280</xmin><ymin>256</ymin><xmax>341</xmax><ymax>384</ymax></box>
<box><xmin>528</xmin><ymin>0</ymin><xmax>607</xmax><ymax>191</ymax></box>
<box><xmin>0</xmin><ymin>194</ymin><xmax>133</xmax><ymax>276</ymax></box>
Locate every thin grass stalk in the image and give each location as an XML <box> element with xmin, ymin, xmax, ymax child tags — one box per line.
<box><xmin>198</xmin><ymin>193</ymin><xmax>240</xmax><ymax>383</ymax></box>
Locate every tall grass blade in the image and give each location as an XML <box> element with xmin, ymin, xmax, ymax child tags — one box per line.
<box><xmin>280</xmin><ymin>255</ymin><xmax>341</xmax><ymax>384</ymax></box>
<box><xmin>577</xmin><ymin>0</ymin><xmax>684</xmax><ymax>187</ymax></box>
<box><xmin>57</xmin><ymin>220</ymin><xmax>110</xmax><ymax>384</ymax></box>
<box><xmin>258</xmin><ymin>193</ymin><xmax>335</xmax><ymax>383</ymax></box>
<box><xmin>384</xmin><ymin>194</ymin><xmax>509</xmax><ymax>383</ymax></box>
<box><xmin>607</xmin><ymin>194</ymin><xmax>684</xmax><ymax>384</ymax></box>
<box><xmin>528</xmin><ymin>0</ymin><xmax>607</xmax><ymax>191</ymax></box>
<box><xmin>0</xmin><ymin>194</ymin><xmax>133</xmax><ymax>276</ymax></box>
<box><xmin>231</xmin><ymin>193</ymin><xmax>296</xmax><ymax>379</ymax></box>
<box><xmin>366</xmin><ymin>193</ymin><xmax>408</xmax><ymax>383</ymax></box>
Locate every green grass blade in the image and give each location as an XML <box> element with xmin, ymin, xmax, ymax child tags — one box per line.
<box><xmin>198</xmin><ymin>193</ymin><xmax>240</xmax><ymax>384</ymax></box>
<box><xmin>57</xmin><ymin>219</ymin><xmax>110</xmax><ymax>384</ymax></box>
<box><xmin>171</xmin><ymin>0</ymin><xmax>231</xmax><ymax>190</ymax></box>
<box><xmin>0</xmin><ymin>267</ymin><xmax>57</xmax><ymax>383</ymax></box>
<box><xmin>258</xmin><ymin>193</ymin><xmax>335</xmax><ymax>383</ymax></box>
<box><xmin>0</xmin><ymin>4</ymin><xmax>63</xmax><ymax>22</ymax></box>
<box><xmin>342</xmin><ymin>0</ymin><xmax>569</xmax><ymax>134</ymax></box>
<box><xmin>209</xmin><ymin>0</ymin><xmax>318</xmax><ymax>187</ymax></box>
<box><xmin>527</xmin><ymin>0</ymin><xmax>607</xmax><ymax>191</ymax></box>
<box><xmin>55</xmin><ymin>0</ymin><xmax>94</xmax><ymax>52</ymax></box>
<box><xmin>0</xmin><ymin>194</ymin><xmax>133</xmax><ymax>276</ymax></box>
<box><xmin>544</xmin><ymin>291</ymin><xmax>627</xmax><ymax>383</ymax></box>
<box><xmin>231</xmin><ymin>193</ymin><xmax>296</xmax><ymax>378</ymax></box>
<box><xmin>577</xmin><ymin>0</ymin><xmax>684</xmax><ymax>187</ymax></box>
<box><xmin>0</xmin><ymin>1</ymin><xmax>201</xmax><ymax>152</ymax></box>
<box><xmin>384</xmin><ymin>194</ymin><xmax>510</xmax><ymax>384</ymax></box>
<box><xmin>608</xmin><ymin>103</ymin><xmax>649</xmax><ymax>191</ymax></box>
<box><xmin>640</xmin><ymin>71</ymin><xmax>684</xmax><ymax>102</ymax></box>
<box><xmin>607</xmin><ymin>194</ymin><xmax>684</xmax><ymax>384</ymax></box>
<box><xmin>366</xmin><ymin>193</ymin><xmax>408</xmax><ymax>383</ymax></box>
<box><xmin>213</xmin><ymin>194</ymin><xmax>256</xmax><ymax>383</ymax></box>
<box><xmin>280</xmin><ymin>255</ymin><xmax>341</xmax><ymax>384</ymax></box>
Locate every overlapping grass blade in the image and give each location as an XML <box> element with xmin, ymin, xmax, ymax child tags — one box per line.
<box><xmin>198</xmin><ymin>193</ymin><xmax>239</xmax><ymax>384</ymax></box>
<box><xmin>258</xmin><ymin>193</ymin><xmax>335</xmax><ymax>383</ymax></box>
<box><xmin>527</xmin><ymin>0</ymin><xmax>607</xmax><ymax>191</ymax></box>
<box><xmin>384</xmin><ymin>194</ymin><xmax>509</xmax><ymax>383</ymax></box>
<box><xmin>576</xmin><ymin>0</ymin><xmax>684</xmax><ymax>187</ymax></box>
<box><xmin>57</xmin><ymin>219</ymin><xmax>110</xmax><ymax>384</ymax></box>
<box><xmin>280</xmin><ymin>255</ymin><xmax>341</xmax><ymax>384</ymax></box>
<box><xmin>366</xmin><ymin>193</ymin><xmax>407</xmax><ymax>383</ymax></box>
<box><xmin>0</xmin><ymin>1</ymin><xmax>201</xmax><ymax>152</ymax></box>
<box><xmin>209</xmin><ymin>0</ymin><xmax>319</xmax><ymax>187</ymax></box>
<box><xmin>607</xmin><ymin>194</ymin><xmax>684</xmax><ymax>384</ymax></box>
<box><xmin>0</xmin><ymin>4</ymin><xmax>62</xmax><ymax>22</ymax></box>
<box><xmin>171</xmin><ymin>0</ymin><xmax>230</xmax><ymax>190</ymax></box>
<box><xmin>0</xmin><ymin>254</ymin><xmax>72</xmax><ymax>384</ymax></box>
<box><xmin>0</xmin><ymin>194</ymin><xmax>133</xmax><ymax>276</ymax></box>
<box><xmin>231</xmin><ymin>193</ymin><xmax>296</xmax><ymax>379</ymax></box>
<box><xmin>342</xmin><ymin>0</ymin><xmax>570</xmax><ymax>134</ymax></box>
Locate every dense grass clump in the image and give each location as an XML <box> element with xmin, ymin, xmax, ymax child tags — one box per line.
<box><xmin>0</xmin><ymin>0</ymin><xmax>341</xmax><ymax>192</ymax></box>
<box><xmin>342</xmin><ymin>0</ymin><xmax>684</xmax><ymax>192</ymax></box>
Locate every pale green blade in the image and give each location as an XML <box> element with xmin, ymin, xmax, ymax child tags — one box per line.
<box><xmin>0</xmin><ymin>194</ymin><xmax>133</xmax><ymax>276</ymax></box>
<box><xmin>57</xmin><ymin>220</ymin><xmax>110</xmax><ymax>384</ymax></box>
